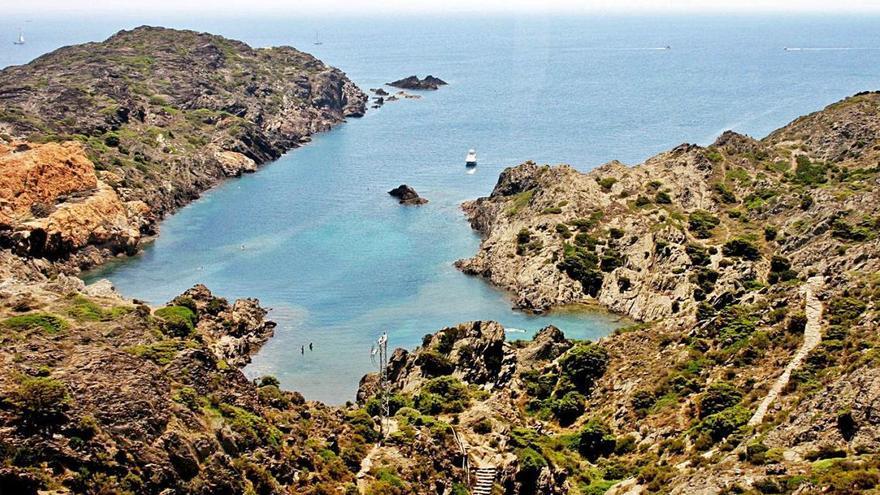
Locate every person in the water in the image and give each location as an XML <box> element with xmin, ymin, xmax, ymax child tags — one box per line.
<box><xmin>301</xmin><ymin>345</ymin><xmax>304</xmax><ymax>355</ymax></box>
<box><xmin>309</xmin><ymin>342</ymin><xmax>313</xmax><ymax>351</ymax></box>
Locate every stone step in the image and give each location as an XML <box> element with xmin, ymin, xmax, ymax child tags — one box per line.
<box><xmin>472</xmin><ymin>466</ymin><xmax>496</xmax><ymax>495</ymax></box>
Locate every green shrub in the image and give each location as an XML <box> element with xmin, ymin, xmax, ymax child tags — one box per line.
<box><xmin>124</xmin><ymin>339</ymin><xmax>184</xmax><ymax>365</ymax></box>
<box><xmin>577</xmin><ymin>419</ymin><xmax>616</xmax><ymax>461</ymax></box>
<box><xmin>722</xmin><ymin>238</ymin><xmax>761</xmax><ymax>260</ymax></box>
<box><xmin>698</xmin><ymin>382</ymin><xmax>742</xmax><ymax>418</ymax></box>
<box><xmin>173</xmin><ymin>386</ymin><xmax>200</xmax><ymax>410</ymax></box>
<box><xmin>698</xmin><ymin>405</ymin><xmax>750</xmax><ymax>441</ymax></box>
<box><xmin>827</xmin><ymin>297</ymin><xmax>867</xmax><ymax>325</ymax></box>
<box><xmin>415</xmin><ymin>350</ymin><xmax>454</xmax><ymax>377</ymax></box>
<box><xmin>717</xmin><ymin>313</ymin><xmax>757</xmax><ymax>348</ymax></box>
<box><xmin>686</xmin><ymin>243</ymin><xmax>711</xmax><ymax>266</ymax></box>
<box><xmin>1</xmin><ymin>313</ymin><xmax>69</xmax><ymax>334</ymax></box>
<box><xmin>154</xmin><ymin>305</ymin><xmax>196</xmax><ymax>337</ymax></box>
<box><xmin>258</xmin><ymin>375</ymin><xmax>280</xmax><ymax>387</ymax></box>
<box><xmin>366</xmin><ymin>467</ymin><xmax>409</xmax><ymax>495</ymax></box>
<box><xmin>517</xmin><ymin>447</ymin><xmax>547</xmax><ymax>478</ymax></box>
<box><xmin>555</xmin><ymin>223</ymin><xmax>572</xmax><ymax>239</ymax></box>
<box><xmin>415</xmin><ymin>376</ymin><xmax>469</xmax><ymax>414</ymax></box>
<box><xmin>558</xmin><ymin>243</ymin><xmax>603</xmax><ymax>297</ymax></box>
<box><xmin>366</xmin><ymin>393</ymin><xmax>411</xmax><ymax>417</ymax></box>
<box><xmin>713</xmin><ymin>182</ymin><xmax>737</xmax><ymax>203</ymax></box>
<box><xmin>599</xmin><ymin>249</ymin><xmax>625</xmax><ymax>272</ymax></box>
<box><xmin>634</xmin><ymin>195</ymin><xmax>652</xmax><ymax>207</ymax></box>
<box><xmin>793</xmin><ymin>155</ymin><xmax>827</xmax><ymax>186</ymax></box>
<box><xmin>768</xmin><ymin>255</ymin><xmax>797</xmax><ymax>284</ymax></box>
<box><xmin>13</xmin><ymin>376</ymin><xmax>69</xmax><ymax>423</ymax></box>
<box><xmin>597</xmin><ymin>177</ymin><xmax>617</xmax><ymax>192</ymax></box>
<box><xmin>574</xmin><ymin>232</ymin><xmax>599</xmax><ymax>249</ymax></box>
<box><xmin>550</xmin><ymin>391</ymin><xmax>586</xmax><ymax>426</ymax></box>
<box><xmin>569</xmin><ymin>211</ymin><xmax>604</xmax><ymax>231</ymax></box>
<box><xmin>831</xmin><ymin>218</ymin><xmax>872</xmax><ymax>242</ymax></box>
<box><xmin>521</xmin><ymin>370</ymin><xmax>556</xmax><ymax>400</ymax></box>
<box><xmin>558</xmin><ymin>343</ymin><xmax>609</xmax><ymax>393</ymax></box>
<box><xmin>763</xmin><ymin>225</ymin><xmax>778</xmax><ymax>241</ymax></box>
<box><xmin>655</xmin><ymin>191</ymin><xmax>672</xmax><ymax>204</ymax></box>
<box><xmin>347</xmin><ymin>409</ymin><xmax>380</xmax><ymax>443</ymax></box>
<box><xmin>688</xmin><ymin>210</ymin><xmax>721</xmax><ymax>238</ymax></box>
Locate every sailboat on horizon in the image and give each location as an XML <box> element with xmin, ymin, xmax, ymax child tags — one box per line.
<box><xmin>13</xmin><ymin>28</ymin><xmax>25</xmax><ymax>45</ymax></box>
<box><xmin>313</xmin><ymin>31</ymin><xmax>322</xmax><ymax>46</ymax></box>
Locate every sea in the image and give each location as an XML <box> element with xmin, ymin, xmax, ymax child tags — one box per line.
<box><xmin>3</xmin><ymin>13</ymin><xmax>880</xmax><ymax>403</ymax></box>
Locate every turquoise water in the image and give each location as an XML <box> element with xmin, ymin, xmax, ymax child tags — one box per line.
<box><xmin>6</xmin><ymin>14</ymin><xmax>880</xmax><ymax>403</ymax></box>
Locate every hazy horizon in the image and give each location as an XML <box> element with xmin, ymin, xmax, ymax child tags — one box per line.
<box><xmin>6</xmin><ymin>0</ymin><xmax>880</xmax><ymax>16</ymax></box>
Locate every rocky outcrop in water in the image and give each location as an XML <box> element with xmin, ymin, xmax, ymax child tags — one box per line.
<box><xmin>0</xmin><ymin>26</ymin><xmax>366</xmax><ymax>269</ymax></box>
<box><xmin>387</xmin><ymin>75</ymin><xmax>448</xmax><ymax>90</ymax></box>
<box><xmin>388</xmin><ymin>184</ymin><xmax>428</xmax><ymax>205</ymax></box>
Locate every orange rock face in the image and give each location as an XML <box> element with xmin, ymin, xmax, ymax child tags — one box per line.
<box><xmin>0</xmin><ymin>141</ymin><xmax>149</xmax><ymax>259</ymax></box>
<box><xmin>0</xmin><ymin>141</ymin><xmax>98</xmax><ymax>223</ymax></box>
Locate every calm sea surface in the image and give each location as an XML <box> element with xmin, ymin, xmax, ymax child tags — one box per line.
<box><xmin>3</xmin><ymin>14</ymin><xmax>880</xmax><ymax>403</ymax></box>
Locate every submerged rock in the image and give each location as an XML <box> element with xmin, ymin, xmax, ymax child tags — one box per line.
<box><xmin>388</xmin><ymin>184</ymin><xmax>428</xmax><ymax>205</ymax></box>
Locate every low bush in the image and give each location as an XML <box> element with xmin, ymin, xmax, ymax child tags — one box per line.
<box><xmin>688</xmin><ymin>210</ymin><xmax>721</xmax><ymax>238</ymax></box>
<box><xmin>577</xmin><ymin>419</ymin><xmax>616</xmax><ymax>461</ymax></box>
<box><xmin>1</xmin><ymin>313</ymin><xmax>69</xmax><ymax>334</ymax></box>
<box><xmin>698</xmin><ymin>382</ymin><xmax>742</xmax><ymax>418</ymax></box>
<box><xmin>793</xmin><ymin>155</ymin><xmax>827</xmax><ymax>186</ymax></box>
<box><xmin>550</xmin><ymin>391</ymin><xmax>586</xmax><ymax>426</ymax></box>
<box><xmin>698</xmin><ymin>405</ymin><xmax>750</xmax><ymax>441</ymax></box>
<box><xmin>558</xmin><ymin>343</ymin><xmax>609</xmax><ymax>393</ymax></box>
<box><xmin>597</xmin><ymin>177</ymin><xmax>617</xmax><ymax>192</ymax></box>
<box><xmin>12</xmin><ymin>376</ymin><xmax>69</xmax><ymax>424</ymax></box>
<box><xmin>558</xmin><ymin>243</ymin><xmax>603</xmax><ymax>297</ymax></box>
<box><xmin>722</xmin><ymin>238</ymin><xmax>761</xmax><ymax>260</ymax></box>
<box><xmin>154</xmin><ymin>305</ymin><xmax>197</xmax><ymax>337</ymax></box>
<box><xmin>415</xmin><ymin>350</ymin><xmax>455</xmax><ymax>377</ymax></box>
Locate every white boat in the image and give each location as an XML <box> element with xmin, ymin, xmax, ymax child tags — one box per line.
<box><xmin>465</xmin><ymin>149</ymin><xmax>477</xmax><ymax>167</ymax></box>
<box><xmin>313</xmin><ymin>32</ymin><xmax>322</xmax><ymax>46</ymax></box>
<box><xmin>13</xmin><ymin>29</ymin><xmax>25</xmax><ymax>45</ymax></box>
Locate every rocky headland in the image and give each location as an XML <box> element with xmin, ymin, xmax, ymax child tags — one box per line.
<box><xmin>391</xmin><ymin>91</ymin><xmax>880</xmax><ymax>492</ymax></box>
<box><xmin>0</xmin><ymin>26</ymin><xmax>366</xmax><ymax>272</ymax></box>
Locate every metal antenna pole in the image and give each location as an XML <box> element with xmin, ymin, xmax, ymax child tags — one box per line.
<box><xmin>374</xmin><ymin>331</ymin><xmax>390</xmax><ymax>440</ymax></box>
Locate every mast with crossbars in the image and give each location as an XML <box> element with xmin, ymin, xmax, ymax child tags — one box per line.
<box><xmin>371</xmin><ymin>331</ymin><xmax>390</xmax><ymax>439</ymax></box>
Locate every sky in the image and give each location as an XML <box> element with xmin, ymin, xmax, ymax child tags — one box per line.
<box><xmin>6</xmin><ymin>0</ymin><xmax>880</xmax><ymax>15</ymax></box>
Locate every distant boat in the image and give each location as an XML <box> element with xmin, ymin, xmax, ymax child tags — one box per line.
<box><xmin>465</xmin><ymin>149</ymin><xmax>477</xmax><ymax>167</ymax></box>
<box><xmin>313</xmin><ymin>32</ymin><xmax>322</xmax><ymax>46</ymax></box>
<box><xmin>664</xmin><ymin>45</ymin><xmax>671</xmax><ymax>50</ymax></box>
<box><xmin>13</xmin><ymin>29</ymin><xmax>24</xmax><ymax>45</ymax></box>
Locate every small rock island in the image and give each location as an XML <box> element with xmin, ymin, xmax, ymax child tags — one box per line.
<box><xmin>387</xmin><ymin>75</ymin><xmax>448</xmax><ymax>90</ymax></box>
<box><xmin>388</xmin><ymin>184</ymin><xmax>428</xmax><ymax>205</ymax></box>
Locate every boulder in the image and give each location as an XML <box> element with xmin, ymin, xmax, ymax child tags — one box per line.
<box><xmin>388</xmin><ymin>184</ymin><xmax>428</xmax><ymax>205</ymax></box>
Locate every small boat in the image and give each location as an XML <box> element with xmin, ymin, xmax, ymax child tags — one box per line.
<box><xmin>313</xmin><ymin>32</ymin><xmax>322</xmax><ymax>46</ymax></box>
<box><xmin>13</xmin><ymin>29</ymin><xmax>25</xmax><ymax>45</ymax></box>
<box><xmin>465</xmin><ymin>149</ymin><xmax>477</xmax><ymax>167</ymax></box>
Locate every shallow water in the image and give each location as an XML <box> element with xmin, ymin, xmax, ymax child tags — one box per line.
<box><xmin>6</xmin><ymin>14</ymin><xmax>880</xmax><ymax>403</ymax></box>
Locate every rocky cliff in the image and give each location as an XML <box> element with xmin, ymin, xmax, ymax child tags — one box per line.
<box><xmin>0</xmin><ymin>26</ymin><xmax>366</xmax><ymax>269</ymax></box>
